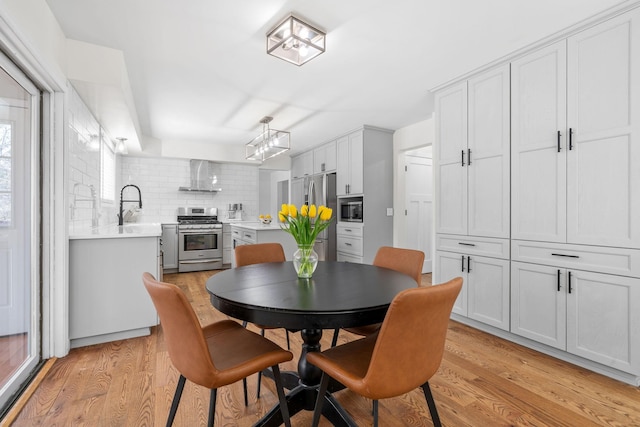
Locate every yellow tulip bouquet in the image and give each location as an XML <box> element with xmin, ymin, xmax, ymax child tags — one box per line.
<box><xmin>278</xmin><ymin>203</ymin><xmax>333</xmax><ymax>245</ymax></box>
<box><xmin>279</xmin><ymin>203</ymin><xmax>333</xmax><ymax>278</ymax></box>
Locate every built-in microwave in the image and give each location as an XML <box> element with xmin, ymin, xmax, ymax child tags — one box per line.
<box><xmin>339</xmin><ymin>197</ymin><xmax>363</xmax><ymax>222</ymax></box>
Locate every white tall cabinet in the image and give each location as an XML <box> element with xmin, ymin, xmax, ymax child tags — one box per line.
<box><xmin>435</xmin><ymin>6</ymin><xmax>640</xmax><ymax>384</ymax></box>
<box><xmin>435</xmin><ymin>64</ymin><xmax>511</xmax><ymax>331</ymax></box>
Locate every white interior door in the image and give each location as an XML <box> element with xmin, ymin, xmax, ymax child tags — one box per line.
<box><xmin>405</xmin><ymin>151</ymin><xmax>432</xmax><ymax>273</ymax></box>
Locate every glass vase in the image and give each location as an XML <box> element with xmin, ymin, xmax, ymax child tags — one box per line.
<box><xmin>293</xmin><ymin>244</ymin><xmax>318</xmax><ymax>279</ymax></box>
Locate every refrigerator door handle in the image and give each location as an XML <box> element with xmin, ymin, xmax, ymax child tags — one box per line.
<box><xmin>308</xmin><ymin>179</ymin><xmax>315</xmax><ymax>206</ymax></box>
<box><xmin>321</xmin><ymin>173</ymin><xmax>327</xmax><ymax>207</ymax></box>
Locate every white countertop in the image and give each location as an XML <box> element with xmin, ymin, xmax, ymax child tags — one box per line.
<box><xmin>230</xmin><ymin>221</ymin><xmax>284</xmax><ymax>231</ymax></box>
<box><xmin>69</xmin><ymin>223</ymin><xmax>162</xmax><ymax>240</ymax></box>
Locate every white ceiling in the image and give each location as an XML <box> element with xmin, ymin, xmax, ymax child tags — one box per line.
<box><xmin>45</xmin><ymin>0</ymin><xmax>625</xmax><ymax>157</ymax></box>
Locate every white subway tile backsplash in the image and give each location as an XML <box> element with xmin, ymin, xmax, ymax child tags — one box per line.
<box><xmin>117</xmin><ymin>156</ymin><xmax>260</xmax><ymax>223</ymax></box>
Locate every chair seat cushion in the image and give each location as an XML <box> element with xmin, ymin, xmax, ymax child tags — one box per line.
<box><xmin>307</xmin><ymin>333</ymin><xmax>378</xmax><ymax>396</ymax></box>
<box><xmin>202</xmin><ymin>320</ymin><xmax>293</xmax><ymax>388</ymax></box>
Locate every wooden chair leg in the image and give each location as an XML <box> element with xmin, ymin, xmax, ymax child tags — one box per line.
<box><xmin>272</xmin><ymin>364</ymin><xmax>292</xmax><ymax>427</ymax></box>
<box><xmin>312</xmin><ymin>373</ymin><xmax>330</xmax><ymax>427</ymax></box>
<box><xmin>285</xmin><ymin>330</ymin><xmax>291</xmax><ymax>350</ymax></box>
<box><xmin>208</xmin><ymin>388</ymin><xmax>217</xmax><ymax>427</ymax></box>
<box><xmin>331</xmin><ymin>328</ymin><xmax>339</xmax><ymax>347</ymax></box>
<box><xmin>421</xmin><ymin>382</ymin><xmax>442</xmax><ymax>427</ymax></box>
<box><xmin>167</xmin><ymin>375</ymin><xmax>186</xmax><ymax>427</ymax></box>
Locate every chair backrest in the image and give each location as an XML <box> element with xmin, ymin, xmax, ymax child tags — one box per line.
<box><xmin>142</xmin><ymin>272</ymin><xmax>218</xmax><ymax>386</ymax></box>
<box><xmin>363</xmin><ymin>277</ymin><xmax>463</xmax><ymax>400</ymax></box>
<box><xmin>235</xmin><ymin>243</ymin><xmax>286</xmax><ymax>267</ymax></box>
<box><xmin>373</xmin><ymin>246</ymin><xmax>425</xmax><ymax>286</ymax></box>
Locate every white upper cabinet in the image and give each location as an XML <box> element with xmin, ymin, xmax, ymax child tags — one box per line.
<box><xmin>435</xmin><ymin>81</ymin><xmax>468</xmax><ymax>235</ymax></box>
<box><xmin>512</xmin><ymin>9</ymin><xmax>640</xmax><ymax>249</ymax></box>
<box><xmin>467</xmin><ymin>65</ymin><xmax>511</xmax><ymax>238</ymax></box>
<box><xmin>511</xmin><ymin>41</ymin><xmax>568</xmax><ymax>243</ymax></box>
<box><xmin>291</xmin><ymin>151</ymin><xmax>313</xmax><ymax>179</ymax></box>
<box><xmin>336</xmin><ymin>131</ymin><xmax>364</xmax><ymax>196</ymax></box>
<box><xmin>435</xmin><ymin>64</ymin><xmax>510</xmax><ymax>239</ymax></box>
<box><xmin>566</xmin><ymin>10</ymin><xmax>640</xmax><ymax>248</ymax></box>
<box><xmin>313</xmin><ymin>140</ymin><xmax>337</xmax><ymax>174</ymax></box>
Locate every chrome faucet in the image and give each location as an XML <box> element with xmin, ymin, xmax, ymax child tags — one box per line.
<box><xmin>118</xmin><ymin>184</ymin><xmax>142</xmax><ymax>226</ymax></box>
<box><xmin>71</xmin><ymin>183</ymin><xmax>100</xmax><ymax>227</ymax></box>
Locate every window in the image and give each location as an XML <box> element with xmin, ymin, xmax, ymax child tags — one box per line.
<box><xmin>100</xmin><ymin>131</ymin><xmax>115</xmax><ymax>202</ymax></box>
<box><xmin>0</xmin><ymin>121</ymin><xmax>11</xmax><ymax>226</ymax></box>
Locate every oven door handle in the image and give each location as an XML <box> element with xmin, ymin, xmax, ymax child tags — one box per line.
<box><xmin>179</xmin><ymin>259</ymin><xmax>221</xmax><ymax>264</ymax></box>
<box><xmin>179</xmin><ymin>230</ymin><xmax>221</xmax><ymax>234</ymax></box>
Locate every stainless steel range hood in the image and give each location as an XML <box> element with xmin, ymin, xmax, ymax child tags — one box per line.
<box><xmin>179</xmin><ymin>159</ymin><xmax>223</xmax><ymax>192</ymax></box>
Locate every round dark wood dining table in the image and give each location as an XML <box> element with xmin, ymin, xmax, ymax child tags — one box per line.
<box><xmin>206</xmin><ymin>261</ymin><xmax>416</xmax><ymax>426</ymax></box>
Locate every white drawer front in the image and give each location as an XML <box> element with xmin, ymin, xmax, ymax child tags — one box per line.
<box><xmin>511</xmin><ymin>240</ymin><xmax>640</xmax><ymax>278</ymax></box>
<box><xmin>436</xmin><ymin>234</ymin><xmax>509</xmax><ymax>259</ymax></box>
<box><xmin>337</xmin><ymin>252</ymin><xmax>363</xmax><ymax>264</ymax></box>
<box><xmin>337</xmin><ymin>235</ymin><xmax>363</xmax><ymax>256</ymax></box>
<box><xmin>337</xmin><ymin>223</ymin><xmax>363</xmax><ymax>237</ymax></box>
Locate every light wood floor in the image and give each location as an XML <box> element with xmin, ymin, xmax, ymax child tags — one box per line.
<box><xmin>9</xmin><ymin>270</ymin><xmax>640</xmax><ymax>426</ymax></box>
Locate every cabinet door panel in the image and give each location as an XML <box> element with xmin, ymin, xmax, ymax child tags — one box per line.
<box><xmin>336</xmin><ymin>136</ymin><xmax>349</xmax><ymax>196</ymax></box>
<box><xmin>348</xmin><ymin>131</ymin><xmax>364</xmax><ymax>194</ymax></box>
<box><xmin>511</xmin><ymin>262</ymin><xmax>566</xmax><ymax>349</ymax></box>
<box><xmin>511</xmin><ymin>41</ymin><xmax>567</xmax><ymax>242</ymax></box>
<box><xmin>467</xmin><ymin>256</ymin><xmax>510</xmax><ymax>330</ymax></box>
<box><xmin>437</xmin><ymin>163</ymin><xmax>467</xmax><ymax>235</ymax></box>
<box><xmin>468</xmin><ymin>65</ymin><xmax>510</xmax><ymax>238</ymax></box>
<box><xmin>567</xmin><ymin>270</ymin><xmax>640</xmax><ymax>374</ymax></box>
<box><xmin>436</xmin><ymin>82</ymin><xmax>468</xmax><ymax>162</ymax></box>
<box><xmin>567</xmin><ymin>9</ymin><xmax>640</xmax><ymax>248</ymax></box>
<box><xmin>435</xmin><ymin>82</ymin><xmax>468</xmax><ymax>236</ymax></box>
<box><xmin>435</xmin><ymin>251</ymin><xmax>467</xmax><ymax>316</ymax></box>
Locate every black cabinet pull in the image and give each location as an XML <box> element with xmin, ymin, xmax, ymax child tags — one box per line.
<box><xmin>461</xmin><ymin>150</ymin><xmax>465</xmax><ymax>166</ymax></box>
<box><xmin>551</xmin><ymin>253</ymin><xmax>580</xmax><ymax>258</ymax></box>
<box><xmin>557</xmin><ymin>130</ymin><xmax>561</xmax><ymax>152</ymax></box>
<box><xmin>461</xmin><ymin>255</ymin><xmax>465</xmax><ymax>272</ymax></box>
<box><xmin>467</xmin><ymin>256</ymin><xmax>472</xmax><ymax>272</ymax></box>
<box><xmin>569</xmin><ymin>127</ymin><xmax>574</xmax><ymax>150</ymax></box>
<box><xmin>557</xmin><ymin>269</ymin><xmax>561</xmax><ymax>292</ymax></box>
<box><xmin>468</xmin><ymin>149</ymin><xmax>472</xmax><ymax>165</ymax></box>
<box><xmin>568</xmin><ymin>271</ymin><xmax>573</xmax><ymax>294</ymax></box>
<box><xmin>458</xmin><ymin>242</ymin><xmax>476</xmax><ymax>246</ymax></box>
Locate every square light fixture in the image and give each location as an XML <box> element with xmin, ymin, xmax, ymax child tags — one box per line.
<box><xmin>245</xmin><ymin>116</ymin><xmax>291</xmax><ymax>161</ymax></box>
<box><xmin>267</xmin><ymin>14</ymin><xmax>326</xmax><ymax>66</ymax></box>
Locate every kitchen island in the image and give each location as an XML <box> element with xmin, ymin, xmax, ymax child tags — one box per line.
<box><xmin>230</xmin><ymin>222</ymin><xmax>298</xmax><ymax>267</ymax></box>
<box><xmin>68</xmin><ymin>223</ymin><xmax>161</xmax><ymax>348</ymax></box>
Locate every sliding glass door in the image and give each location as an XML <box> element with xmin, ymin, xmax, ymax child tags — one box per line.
<box><xmin>0</xmin><ymin>52</ymin><xmax>41</xmax><ymax>413</ymax></box>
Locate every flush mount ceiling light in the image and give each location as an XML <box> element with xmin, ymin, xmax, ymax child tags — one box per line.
<box><xmin>245</xmin><ymin>116</ymin><xmax>290</xmax><ymax>162</ymax></box>
<box><xmin>267</xmin><ymin>14</ymin><xmax>326</xmax><ymax>66</ymax></box>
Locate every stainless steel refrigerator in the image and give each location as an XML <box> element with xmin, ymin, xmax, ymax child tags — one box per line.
<box><xmin>306</xmin><ymin>173</ymin><xmax>337</xmax><ymax>261</ymax></box>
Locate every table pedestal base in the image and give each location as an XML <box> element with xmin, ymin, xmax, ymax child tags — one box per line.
<box><xmin>256</xmin><ymin>328</ymin><xmax>357</xmax><ymax>426</ymax></box>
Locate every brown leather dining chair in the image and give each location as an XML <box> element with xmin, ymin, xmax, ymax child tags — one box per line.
<box><xmin>332</xmin><ymin>246</ymin><xmax>425</xmax><ymax>346</ymax></box>
<box><xmin>234</xmin><ymin>242</ymin><xmax>291</xmax><ymax>397</ymax></box>
<box><xmin>309</xmin><ymin>277</ymin><xmax>463</xmax><ymax>427</ymax></box>
<box><xmin>142</xmin><ymin>272</ymin><xmax>293</xmax><ymax>427</ymax></box>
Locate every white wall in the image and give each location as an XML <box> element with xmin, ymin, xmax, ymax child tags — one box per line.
<box><xmin>392</xmin><ymin>116</ymin><xmax>435</xmax><ymax>248</ymax></box>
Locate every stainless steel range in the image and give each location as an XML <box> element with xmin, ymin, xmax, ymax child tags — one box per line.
<box><xmin>177</xmin><ymin>207</ymin><xmax>223</xmax><ymax>272</ymax></box>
